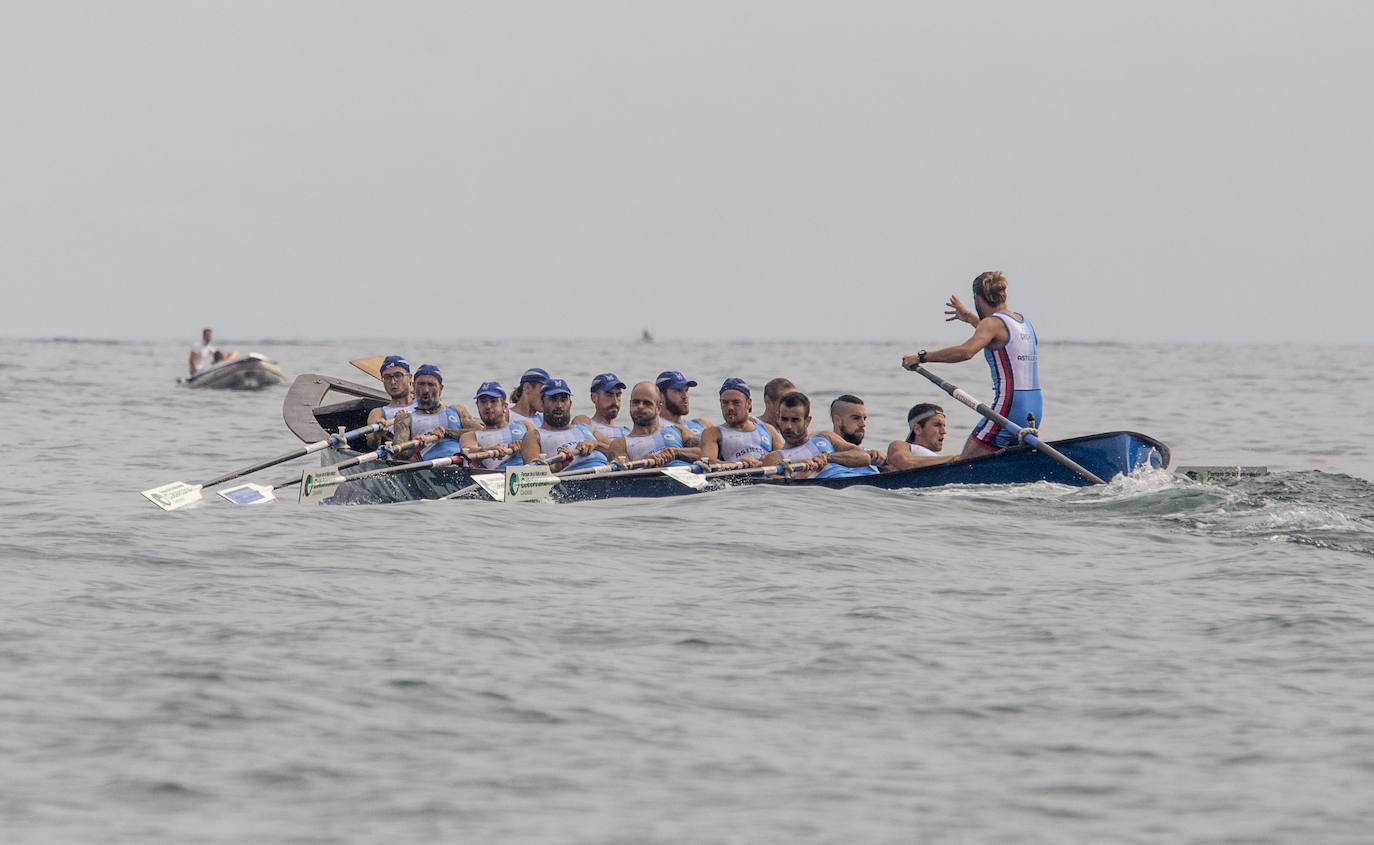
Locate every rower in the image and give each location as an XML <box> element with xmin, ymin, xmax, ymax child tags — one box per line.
<box><xmin>902</xmin><ymin>270</ymin><xmax>1041</xmax><ymax>459</ymax></box>
<box><xmin>364</xmin><ymin>354</ymin><xmax>416</xmax><ymax>449</ymax></box>
<box><xmin>758</xmin><ymin>377</ymin><xmax>797</xmax><ymax>431</ymax></box>
<box><xmin>607</xmin><ymin>382</ymin><xmax>701</xmax><ymax>468</ymax></box>
<box><xmin>508</xmin><ymin>367</ymin><xmax>548</xmax><ymax>428</ymax></box>
<box><xmin>821</xmin><ymin>394</ymin><xmax>885</xmax><ymax>475</ymax></box>
<box><xmin>763</xmin><ymin>391</ymin><xmax>876</xmax><ymax>478</ymax></box>
<box><xmin>391</xmin><ymin>364</ymin><xmax>475</xmax><ymax>461</ymax></box>
<box><xmin>458</xmin><ymin>381</ymin><xmax>535</xmax><ymax>470</ymax></box>
<box><xmin>655</xmin><ymin>370</ymin><xmax>713</xmax><ymax>440</ymax></box>
<box><xmin>886</xmin><ymin>403</ymin><xmax>955</xmax><ymax>470</ymax></box>
<box><xmin>698</xmin><ymin>378</ymin><xmax>782</xmax><ymax>468</ymax></box>
<box><xmin>573</xmin><ymin>372</ymin><xmax>629</xmax><ymax>443</ymax></box>
<box><xmin>519</xmin><ymin>377</ymin><xmax>611</xmax><ymax>472</ymax></box>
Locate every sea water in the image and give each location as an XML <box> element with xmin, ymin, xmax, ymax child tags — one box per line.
<box><xmin>2</xmin><ymin>337</ymin><xmax>1373</xmax><ymax>844</ymax></box>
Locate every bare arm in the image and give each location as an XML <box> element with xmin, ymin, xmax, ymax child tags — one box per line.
<box><xmin>885</xmin><ymin>439</ymin><xmax>954</xmax><ymax>471</ymax></box>
<box><xmin>698</xmin><ymin>426</ymin><xmax>722</xmax><ymax>462</ymax></box>
<box><xmin>821</xmin><ymin>433</ymin><xmax>873</xmax><ymax>467</ymax></box>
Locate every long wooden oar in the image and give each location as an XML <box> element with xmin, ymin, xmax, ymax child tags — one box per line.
<box><xmin>908</xmin><ymin>363</ymin><xmax>1105</xmax><ymax>485</ymax></box>
<box><xmin>141</xmin><ymin>421</ymin><xmax>393</xmax><ymax>511</ymax></box>
<box><xmin>350</xmin><ymin>356</ymin><xmax>386</xmax><ymax>381</ymax></box>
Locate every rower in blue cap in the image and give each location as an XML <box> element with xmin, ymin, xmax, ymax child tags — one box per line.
<box><xmin>508</xmin><ymin>367</ymin><xmax>548</xmax><ymax>428</ymax></box>
<box><xmin>699</xmin><ymin>378</ymin><xmax>782</xmax><ymax>468</ymax></box>
<box><xmin>391</xmin><ymin>364</ymin><xmax>476</xmax><ymax>461</ymax></box>
<box><xmin>363</xmin><ymin>354</ymin><xmax>417</xmax><ymax>449</ymax></box>
<box><xmin>458</xmin><ymin>381</ymin><xmax>536</xmax><ymax>470</ymax></box>
<box><xmin>519</xmin><ymin>377</ymin><xmax>610</xmax><ymax>472</ymax></box>
<box><xmin>573</xmin><ymin>372</ymin><xmax>630</xmax><ymax>444</ymax></box>
<box><xmin>654</xmin><ymin>370</ymin><xmax>713</xmax><ymax>439</ymax></box>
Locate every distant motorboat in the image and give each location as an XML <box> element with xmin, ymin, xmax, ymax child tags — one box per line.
<box><xmin>639</xmin><ymin>328</ymin><xmax>654</xmax><ymax>343</ymax></box>
<box><xmin>180</xmin><ymin>353</ymin><xmax>286</xmax><ymax>390</ymax></box>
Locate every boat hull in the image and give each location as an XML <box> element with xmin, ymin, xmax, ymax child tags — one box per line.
<box><xmin>183</xmin><ymin>354</ymin><xmax>286</xmax><ymax>390</ymax></box>
<box><xmin>312</xmin><ymin>431</ymin><xmax>1170</xmax><ymax>505</ymax></box>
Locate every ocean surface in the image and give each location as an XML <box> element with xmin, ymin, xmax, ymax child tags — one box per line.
<box><xmin>3</xmin><ymin>337</ymin><xmax>1373</xmax><ymax>844</ymax></box>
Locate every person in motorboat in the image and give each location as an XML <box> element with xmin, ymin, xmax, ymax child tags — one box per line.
<box><xmin>508</xmin><ymin>367</ymin><xmax>548</xmax><ymax>428</ymax></box>
<box><xmin>698</xmin><ymin>379</ymin><xmax>781</xmax><ymax>468</ymax></box>
<box><xmin>823</xmin><ymin>394</ymin><xmax>886</xmax><ymax>474</ymax></box>
<box><xmin>607</xmin><ymin>382</ymin><xmax>700</xmax><ymax>468</ymax></box>
<box><xmin>458</xmin><ymin>381</ymin><xmax>534</xmax><ymax>471</ymax></box>
<box><xmin>757</xmin><ymin>377</ymin><xmax>797</xmax><ymax>431</ymax></box>
<box><xmin>885</xmin><ymin>403</ymin><xmax>955</xmax><ymax>470</ymax></box>
<box><xmin>188</xmin><ymin>328</ymin><xmax>217</xmax><ymax>375</ymax></box>
<box><xmin>902</xmin><ymin>270</ymin><xmax>1040</xmax><ymax>459</ymax></box>
<box><xmin>363</xmin><ymin>355</ymin><xmax>416</xmax><ymax>449</ymax></box>
<box><xmin>519</xmin><ymin>378</ymin><xmax>611</xmax><ymax>472</ymax></box>
<box><xmin>573</xmin><ymin>372</ymin><xmax>630</xmax><ymax>444</ymax></box>
<box><xmin>655</xmin><ymin>370</ymin><xmax>713</xmax><ymax>440</ymax></box>
<box><xmin>391</xmin><ymin>364</ymin><xmax>476</xmax><ymax>461</ymax></box>
<box><xmin>761</xmin><ymin>391</ymin><xmax>877</xmax><ymax>478</ymax></box>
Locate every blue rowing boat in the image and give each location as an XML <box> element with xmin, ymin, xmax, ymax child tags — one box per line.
<box><xmin>282</xmin><ymin>373</ymin><xmax>1170</xmax><ymax>505</ymax></box>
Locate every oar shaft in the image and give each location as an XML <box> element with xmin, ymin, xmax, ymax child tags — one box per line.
<box><xmin>199</xmin><ymin>421</ymin><xmax>386</xmax><ymax>487</ymax></box>
<box><xmin>911</xmin><ymin>365</ymin><xmax>1105</xmax><ymax>485</ymax></box>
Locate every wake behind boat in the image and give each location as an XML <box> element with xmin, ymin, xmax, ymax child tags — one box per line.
<box><xmin>180</xmin><ymin>353</ymin><xmax>286</xmax><ymax>390</ymax></box>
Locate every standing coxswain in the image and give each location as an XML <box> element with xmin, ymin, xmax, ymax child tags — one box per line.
<box><xmin>902</xmin><ymin>270</ymin><xmax>1041</xmax><ymax>459</ymax></box>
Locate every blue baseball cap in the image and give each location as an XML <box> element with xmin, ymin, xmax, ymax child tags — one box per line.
<box><xmin>474</xmin><ymin>381</ymin><xmax>506</xmax><ymax>399</ymax></box>
<box><xmin>590</xmin><ymin>372</ymin><xmax>626</xmax><ymax>393</ymax></box>
<box><xmin>656</xmin><ymin>370</ymin><xmax>698</xmax><ymax>390</ymax></box>
<box><xmin>520</xmin><ymin>367</ymin><xmax>550</xmax><ymax>385</ymax></box>
<box><xmin>380</xmin><ymin>355</ymin><xmax>410</xmax><ymax>374</ymax></box>
<box><xmin>541</xmin><ymin>377</ymin><xmax>572</xmax><ymax>397</ymax></box>
<box><xmin>719</xmin><ymin>377</ymin><xmax>750</xmax><ymax>398</ymax></box>
<box><xmin>413</xmin><ymin>364</ymin><xmax>443</xmax><ymax>385</ymax></box>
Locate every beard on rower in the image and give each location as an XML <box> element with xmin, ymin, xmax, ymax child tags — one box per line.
<box><xmin>477</xmin><ymin>394</ymin><xmax>507</xmax><ymax>427</ymax></box>
<box><xmin>542</xmin><ymin>393</ymin><xmax>573</xmax><ymax>428</ymax></box>
<box><xmin>413</xmin><ymin>375</ymin><xmax>443</xmax><ymax>413</ymax></box>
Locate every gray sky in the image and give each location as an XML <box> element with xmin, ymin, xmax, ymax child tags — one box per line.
<box><xmin>3</xmin><ymin>1</ymin><xmax>1370</xmax><ymax>343</ymax></box>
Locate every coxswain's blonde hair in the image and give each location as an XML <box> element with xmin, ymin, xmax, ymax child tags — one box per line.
<box><xmin>972</xmin><ymin>271</ymin><xmax>1008</xmax><ymax>307</ymax></box>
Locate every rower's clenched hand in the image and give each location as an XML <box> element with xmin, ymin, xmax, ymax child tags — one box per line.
<box><xmin>868</xmin><ymin>449</ymin><xmax>887</xmax><ymax>469</ymax></box>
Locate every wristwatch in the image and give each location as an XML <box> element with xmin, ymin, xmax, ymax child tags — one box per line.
<box><xmin>917</xmin><ymin>350</ymin><xmax>927</xmax><ymax>364</ymax></box>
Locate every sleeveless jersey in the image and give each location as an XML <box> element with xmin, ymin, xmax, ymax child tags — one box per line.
<box><xmin>659</xmin><ymin>416</ymin><xmax>706</xmax><ymax>439</ymax></box>
<box><xmin>716</xmin><ymin>421</ymin><xmax>777</xmax><ymax>462</ymax></box>
<box><xmin>588</xmin><ymin>419</ymin><xmax>630</xmax><ymax>441</ymax></box>
<box><xmin>973</xmin><ymin>311</ymin><xmax>1044</xmax><ymax>451</ymax></box>
<box><xmin>381</xmin><ymin>401</ymin><xmax>416</xmax><ymax>420</ymax></box>
<box><xmin>510</xmin><ymin>408</ymin><xmax>544</xmax><ymax>428</ymax></box>
<box><xmin>625</xmin><ymin>425</ymin><xmax>689</xmax><ymax>467</ymax></box>
<box><xmin>408</xmin><ymin>406</ymin><xmax>465</xmax><ymax>460</ymax></box>
<box><xmin>473</xmin><ymin>421</ymin><xmax>528</xmax><ymax>470</ymax></box>
<box><xmin>538</xmin><ymin>423</ymin><xmax>609</xmax><ymax>472</ymax></box>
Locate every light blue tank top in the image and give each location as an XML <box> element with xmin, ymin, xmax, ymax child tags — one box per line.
<box><xmin>538</xmin><ymin>423</ymin><xmax>608</xmax><ymax>471</ymax></box>
<box><xmin>716</xmin><ymin>422</ymin><xmax>776</xmax><ymax>462</ymax></box>
<box><xmin>625</xmin><ymin>425</ymin><xmax>689</xmax><ymax>467</ymax></box>
<box><xmin>473</xmin><ymin>421</ymin><xmax>528</xmax><ymax>469</ymax></box>
<box><xmin>410</xmin><ymin>407</ymin><xmax>465</xmax><ymax>460</ymax></box>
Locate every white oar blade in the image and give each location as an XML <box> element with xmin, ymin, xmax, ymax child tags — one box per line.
<box><xmin>141</xmin><ymin>482</ymin><xmax>203</xmax><ymax>511</ymax></box>
<box><xmin>471</xmin><ymin>473</ymin><xmax>506</xmax><ymax>502</ymax></box>
<box><xmin>503</xmin><ymin>465</ymin><xmax>560</xmax><ymax>502</ymax></box>
<box><xmin>299</xmin><ymin>467</ymin><xmax>345</xmax><ymax>503</ymax></box>
<box><xmin>661</xmin><ymin>466</ymin><xmax>707</xmax><ymax>490</ymax></box>
<box><xmin>217</xmin><ymin>483</ymin><xmax>276</xmax><ymax>505</ymax></box>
